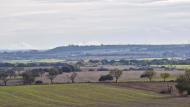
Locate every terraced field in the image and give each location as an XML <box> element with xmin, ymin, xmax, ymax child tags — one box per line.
<box><xmin>0</xmin><ymin>84</ymin><xmax>189</xmax><ymax>107</ymax></box>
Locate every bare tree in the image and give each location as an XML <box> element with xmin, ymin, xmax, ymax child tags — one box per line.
<box><xmin>160</xmin><ymin>73</ymin><xmax>170</xmax><ymax>82</ymax></box>
<box><xmin>0</xmin><ymin>72</ymin><xmax>9</xmax><ymax>86</ymax></box>
<box><xmin>110</xmin><ymin>69</ymin><xmax>123</xmax><ymax>83</ymax></box>
<box><xmin>70</xmin><ymin>72</ymin><xmax>77</xmax><ymax>83</ymax></box>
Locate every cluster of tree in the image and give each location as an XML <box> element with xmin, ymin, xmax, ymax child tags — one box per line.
<box><xmin>99</xmin><ymin>69</ymin><xmax>171</xmax><ymax>83</ymax></box>
<box><xmin>176</xmin><ymin>70</ymin><xmax>190</xmax><ymax>95</ymax></box>
<box><xmin>140</xmin><ymin>70</ymin><xmax>170</xmax><ymax>82</ymax></box>
<box><xmin>0</xmin><ymin>63</ymin><xmax>80</xmax><ymax>85</ymax></box>
<box><xmin>92</xmin><ymin>67</ymin><xmax>153</xmax><ymax>72</ymax></box>
<box><xmin>124</xmin><ymin>67</ymin><xmax>153</xmax><ymax>71</ymax></box>
<box><xmin>21</xmin><ymin>67</ymin><xmax>78</xmax><ymax>85</ymax></box>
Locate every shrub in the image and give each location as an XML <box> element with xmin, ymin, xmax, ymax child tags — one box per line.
<box><xmin>97</xmin><ymin>67</ymin><xmax>109</xmax><ymax>71</ymax></box>
<box><xmin>160</xmin><ymin>90</ymin><xmax>171</xmax><ymax>94</ymax></box>
<box><xmin>35</xmin><ymin>80</ymin><xmax>43</xmax><ymax>85</ymax></box>
<box><xmin>99</xmin><ymin>75</ymin><xmax>113</xmax><ymax>82</ymax></box>
<box><xmin>88</xmin><ymin>69</ymin><xmax>95</xmax><ymax>71</ymax></box>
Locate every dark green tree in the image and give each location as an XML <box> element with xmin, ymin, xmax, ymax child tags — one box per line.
<box><xmin>141</xmin><ymin>70</ymin><xmax>156</xmax><ymax>82</ymax></box>
<box><xmin>0</xmin><ymin>72</ymin><xmax>9</xmax><ymax>86</ymax></box>
<box><xmin>21</xmin><ymin>71</ymin><xmax>39</xmax><ymax>85</ymax></box>
<box><xmin>47</xmin><ymin>68</ymin><xmax>59</xmax><ymax>84</ymax></box>
<box><xmin>176</xmin><ymin>70</ymin><xmax>190</xmax><ymax>95</ymax></box>
<box><xmin>160</xmin><ymin>73</ymin><xmax>170</xmax><ymax>82</ymax></box>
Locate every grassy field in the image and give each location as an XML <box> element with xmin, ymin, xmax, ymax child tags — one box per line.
<box><xmin>143</xmin><ymin>58</ymin><xmax>166</xmax><ymax>60</ymax></box>
<box><xmin>0</xmin><ymin>84</ymin><xmax>189</xmax><ymax>107</ymax></box>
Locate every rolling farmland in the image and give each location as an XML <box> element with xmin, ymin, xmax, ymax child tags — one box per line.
<box><xmin>0</xmin><ymin>84</ymin><xmax>189</xmax><ymax>107</ymax></box>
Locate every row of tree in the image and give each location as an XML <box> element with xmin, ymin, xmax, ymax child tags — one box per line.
<box><xmin>99</xmin><ymin>69</ymin><xmax>171</xmax><ymax>83</ymax></box>
<box><xmin>1</xmin><ymin>58</ymin><xmax>190</xmax><ymax>68</ymax></box>
<box><xmin>140</xmin><ymin>70</ymin><xmax>170</xmax><ymax>82</ymax></box>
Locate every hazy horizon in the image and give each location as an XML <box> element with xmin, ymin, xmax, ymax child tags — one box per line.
<box><xmin>1</xmin><ymin>0</ymin><xmax>190</xmax><ymax>50</ymax></box>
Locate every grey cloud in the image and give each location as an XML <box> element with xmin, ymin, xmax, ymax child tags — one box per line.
<box><xmin>0</xmin><ymin>0</ymin><xmax>190</xmax><ymax>49</ymax></box>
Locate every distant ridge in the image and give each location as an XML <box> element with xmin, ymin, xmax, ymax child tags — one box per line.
<box><xmin>47</xmin><ymin>44</ymin><xmax>190</xmax><ymax>53</ymax></box>
<box><xmin>0</xmin><ymin>44</ymin><xmax>190</xmax><ymax>60</ymax></box>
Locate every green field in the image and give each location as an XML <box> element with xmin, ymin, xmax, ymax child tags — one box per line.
<box><xmin>143</xmin><ymin>58</ymin><xmax>166</xmax><ymax>61</ymax></box>
<box><xmin>0</xmin><ymin>84</ymin><xmax>189</xmax><ymax>107</ymax></box>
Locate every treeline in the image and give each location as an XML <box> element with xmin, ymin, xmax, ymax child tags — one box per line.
<box><xmin>0</xmin><ymin>62</ymin><xmax>79</xmax><ymax>68</ymax></box>
<box><xmin>88</xmin><ymin>59</ymin><xmax>190</xmax><ymax>66</ymax></box>
<box><xmin>1</xmin><ymin>59</ymin><xmax>190</xmax><ymax>68</ymax></box>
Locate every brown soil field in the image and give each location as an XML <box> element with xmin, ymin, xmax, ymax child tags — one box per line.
<box><xmin>37</xmin><ymin>70</ymin><xmax>184</xmax><ymax>84</ymax></box>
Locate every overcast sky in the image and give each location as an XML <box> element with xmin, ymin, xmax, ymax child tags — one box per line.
<box><xmin>0</xmin><ymin>0</ymin><xmax>190</xmax><ymax>50</ymax></box>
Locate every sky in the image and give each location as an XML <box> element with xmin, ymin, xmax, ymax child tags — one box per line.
<box><xmin>0</xmin><ymin>0</ymin><xmax>190</xmax><ymax>50</ymax></box>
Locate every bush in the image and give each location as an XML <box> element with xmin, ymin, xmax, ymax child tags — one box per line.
<box><xmin>160</xmin><ymin>89</ymin><xmax>171</xmax><ymax>94</ymax></box>
<box><xmin>97</xmin><ymin>67</ymin><xmax>109</xmax><ymax>71</ymax></box>
<box><xmin>176</xmin><ymin>70</ymin><xmax>190</xmax><ymax>95</ymax></box>
<box><xmin>99</xmin><ymin>75</ymin><xmax>113</xmax><ymax>82</ymax></box>
<box><xmin>35</xmin><ymin>80</ymin><xmax>43</xmax><ymax>85</ymax></box>
<box><xmin>88</xmin><ymin>69</ymin><xmax>95</xmax><ymax>71</ymax></box>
